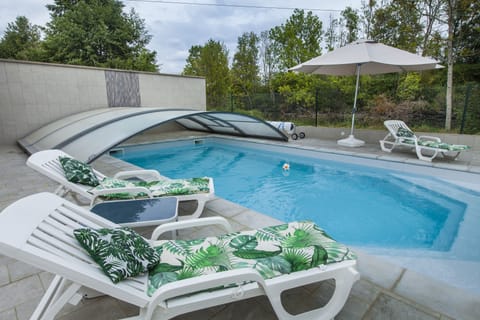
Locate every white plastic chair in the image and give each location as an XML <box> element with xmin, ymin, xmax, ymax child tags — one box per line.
<box><xmin>379</xmin><ymin>120</ymin><xmax>468</xmax><ymax>161</ymax></box>
<box><xmin>27</xmin><ymin>149</ymin><xmax>215</xmax><ymax>219</ymax></box>
<box><xmin>0</xmin><ymin>193</ymin><xmax>359</xmax><ymax>320</ymax></box>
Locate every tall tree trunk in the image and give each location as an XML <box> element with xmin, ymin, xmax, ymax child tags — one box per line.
<box><xmin>445</xmin><ymin>0</ymin><xmax>455</xmax><ymax>131</ymax></box>
<box><xmin>421</xmin><ymin>0</ymin><xmax>442</xmax><ymax>55</ymax></box>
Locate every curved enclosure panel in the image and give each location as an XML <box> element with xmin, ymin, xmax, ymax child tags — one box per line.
<box><xmin>18</xmin><ymin>108</ymin><xmax>287</xmax><ymax>162</ymax></box>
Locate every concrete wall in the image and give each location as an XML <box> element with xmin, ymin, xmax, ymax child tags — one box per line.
<box><xmin>0</xmin><ymin>59</ymin><xmax>206</xmax><ymax>145</ymax></box>
<box><xmin>139</xmin><ymin>73</ymin><xmax>205</xmax><ymax>108</ymax></box>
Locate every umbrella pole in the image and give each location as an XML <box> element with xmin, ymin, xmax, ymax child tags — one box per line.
<box><xmin>350</xmin><ymin>64</ymin><xmax>361</xmax><ymax>136</ymax></box>
<box><xmin>338</xmin><ymin>64</ymin><xmax>365</xmax><ymax>147</ymax></box>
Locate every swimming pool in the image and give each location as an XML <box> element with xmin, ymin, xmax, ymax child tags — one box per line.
<box><xmin>112</xmin><ymin>137</ymin><xmax>480</xmax><ymax>293</ymax></box>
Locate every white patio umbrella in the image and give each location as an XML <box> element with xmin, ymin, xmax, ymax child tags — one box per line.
<box><xmin>290</xmin><ymin>39</ymin><xmax>441</xmax><ymax>147</ymax></box>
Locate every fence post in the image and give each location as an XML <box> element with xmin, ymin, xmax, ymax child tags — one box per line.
<box><xmin>315</xmin><ymin>88</ymin><xmax>319</xmax><ymax>127</ymax></box>
<box><xmin>230</xmin><ymin>93</ymin><xmax>234</xmax><ymax>112</ymax></box>
<box><xmin>460</xmin><ymin>83</ymin><xmax>472</xmax><ymax>134</ymax></box>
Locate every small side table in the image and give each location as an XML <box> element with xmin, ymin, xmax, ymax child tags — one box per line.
<box><xmin>91</xmin><ymin>197</ymin><xmax>178</xmax><ymax>228</ymax></box>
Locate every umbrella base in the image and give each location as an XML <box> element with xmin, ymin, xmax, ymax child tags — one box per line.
<box><xmin>337</xmin><ymin>135</ymin><xmax>365</xmax><ymax>147</ymax></box>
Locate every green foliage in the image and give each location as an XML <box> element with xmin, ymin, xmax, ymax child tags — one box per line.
<box><xmin>341</xmin><ymin>7</ymin><xmax>360</xmax><ymax>44</ymax></box>
<box><xmin>361</xmin><ymin>0</ymin><xmax>376</xmax><ymax>39</ymax></box>
<box><xmin>324</xmin><ymin>15</ymin><xmax>340</xmax><ymax>51</ymax></box>
<box><xmin>231</xmin><ymin>31</ymin><xmax>260</xmax><ymax>104</ymax></box>
<box><xmin>268</xmin><ymin>9</ymin><xmax>323</xmax><ymax>71</ymax></box>
<box><xmin>0</xmin><ymin>16</ymin><xmax>43</xmax><ymax>60</ymax></box>
<box><xmin>231</xmin><ymin>108</ymin><xmax>265</xmax><ymax>119</ymax></box>
<box><xmin>183</xmin><ymin>39</ymin><xmax>231</xmax><ymax>108</ymax></box>
<box><xmin>42</xmin><ymin>0</ymin><xmax>157</xmax><ymax>71</ymax></box>
<box><xmin>370</xmin><ymin>0</ymin><xmax>423</xmax><ymax>51</ymax></box>
<box><xmin>453</xmin><ymin>82</ymin><xmax>480</xmax><ymax>134</ymax></box>
<box><xmin>397</xmin><ymin>73</ymin><xmax>422</xmax><ymax>101</ymax></box>
<box><xmin>270</xmin><ymin>72</ymin><xmax>320</xmax><ymax>109</ymax></box>
<box><xmin>454</xmin><ymin>0</ymin><xmax>480</xmax><ymax>64</ymax></box>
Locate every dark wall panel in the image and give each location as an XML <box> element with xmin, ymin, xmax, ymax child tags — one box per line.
<box><xmin>105</xmin><ymin>71</ymin><xmax>141</xmax><ymax>107</ymax></box>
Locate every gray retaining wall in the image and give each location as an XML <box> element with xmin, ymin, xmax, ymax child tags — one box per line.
<box><xmin>0</xmin><ymin>59</ymin><xmax>206</xmax><ymax>145</ymax></box>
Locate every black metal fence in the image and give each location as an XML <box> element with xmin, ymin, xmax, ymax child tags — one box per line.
<box><xmin>209</xmin><ymin>82</ymin><xmax>480</xmax><ymax>134</ymax></box>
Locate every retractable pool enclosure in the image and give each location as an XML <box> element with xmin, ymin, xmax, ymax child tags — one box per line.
<box><xmin>18</xmin><ymin>107</ymin><xmax>288</xmax><ymax>162</ymax></box>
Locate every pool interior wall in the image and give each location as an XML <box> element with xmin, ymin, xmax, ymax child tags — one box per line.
<box><xmin>112</xmin><ymin>136</ymin><xmax>480</xmax><ymax>295</ymax></box>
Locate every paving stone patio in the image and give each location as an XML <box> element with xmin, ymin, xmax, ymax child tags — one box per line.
<box><xmin>1</xmin><ymin>135</ymin><xmax>480</xmax><ymax>320</ymax></box>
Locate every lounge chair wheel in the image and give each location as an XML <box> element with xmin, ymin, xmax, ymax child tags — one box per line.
<box><xmin>291</xmin><ymin>133</ymin><xmax>298</xmax><ymax>140</ymax></box>
<box><xmin>299</xmin><ymin>132</ymin><xmax>306</xmax><ymax>139</ymax></box>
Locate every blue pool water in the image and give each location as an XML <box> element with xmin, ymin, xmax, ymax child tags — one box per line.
<box><xmin>113</xmin><ymin>138</ymin><xmax>468</xmax><ymax>252</ymax></box>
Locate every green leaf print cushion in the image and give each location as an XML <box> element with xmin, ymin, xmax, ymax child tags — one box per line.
<box><xmin>59</xmin><ymin>156</ymin><xmax>100</xmax><ymax>187</ymax></box>
<box><xmin>74</xmin><ymin>227</ymin><xmax>160</xmax><ymax>283</ymax></box>
<box><xmin>396</xmin><ymin>127</ymin><xmax>414</xmax><ymax>138</ymax></box>
<box><xmin>92</xmin><ymin>177</ymin><xmax>211</xmax><ymax>200</ymax></box>
<box><xmin>147</xmin><ymin>221</ymin><xmax>356</xmax><ymax>296</ymax></box>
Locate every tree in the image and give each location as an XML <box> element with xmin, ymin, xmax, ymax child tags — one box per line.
<box><xmin>419</xmin><ymin>0</ymin><xmax>443</xmax><ymax>56</ymax></box>
<box><xmin>444</xmin><ymin>0</ymin><xmax>456</xmax><ymax>130</ymax></box>
<box><xmin>0</xmin><ymin>16</ymin><xmax>43</xmax><ymax>60</ymax></box>
<box><xmin>430</xmin><ymin>0</ymin><xmax>480</xmax><ymax>130</ymax></box>
<box><xmin>325</xmin><ymin>14</ymin><xmax>340</xmax><ymax>51</ymax></box>
<box><xmin>268</xmin><ymin>9</ymin><xmax>323</xmax><ymax>71</ymax></box>
<box><xmin>231</xmin><ymin>32</ymin><xmax>260</xmax><ymax>108</ymax></box>
<box><xmin>183</xmin><ymin>39</ymin><xmax>230</xmax><ymax>109</ymax></box>
<box><xmin>370</xmin><ymin>0</ymin><xmax>423</xmax><ymax>52</ymax></box>
<box><xmin>360</xmin><ymin>0</ymin><xmax>376</xmax><ymax>39</ymax></box>
<box><xmin>270</xmin><ymin>72</ymin><xmax>319</xmax><ymax>114</ymax></box>
<box><xmin>259</xmin><ymin>30</ymin><xmax>276</xmax><ymax>86</ymax></box>
<box><xmin>42</xmin><ymin>0</ymin><xmax>157</xmax><ymax>71</ymax></box>
<box><xmin>452</xmin><ymin>0</ymin><xmax>480</xmax><ymax>64</ymax></box>
<box><xmin>341</xmin><ymin>7</ymin><xmax>360</xmax><ymax>44</ymax></box>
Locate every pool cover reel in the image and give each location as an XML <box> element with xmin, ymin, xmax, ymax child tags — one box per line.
<box><xmin>267</xmin><ymin>121</ymin><xmax>305</xmax><ymax>140</ymax></box>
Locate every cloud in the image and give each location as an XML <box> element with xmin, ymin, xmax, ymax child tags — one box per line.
<box><xmin>0</xmin><ymin>0</ymin><xmax>361</xmax><ymax>74</ymax></box>
<box><xmin>0</xmin><ymin>1</ymin><xmax>51</xmax><ymax>30</ymax></box>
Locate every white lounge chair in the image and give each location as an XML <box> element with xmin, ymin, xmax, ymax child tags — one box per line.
<box><xmin>0</xmin><ymin>192</ymin><xmax>359</xmax><ymax>320</ymax></box>
<box><xmin>27</xmin><ymin>149</ymin><xmax>215</xmax><ymax>219</ymax></box>
<box><xmin>379</xmin><ymin>120</ymin><xmax>470</xmax><ymax>162</ymax></box>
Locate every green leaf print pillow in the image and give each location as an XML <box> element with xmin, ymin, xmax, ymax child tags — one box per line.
<box><xmin>74</xmin><ymin>227</ymin><xmax>160</xmax><ymax>283</ymax></box>
<box><xmin>59</xmin><ymin>156</ymin><xmax>100</xmax><ymax>187</ymax></box>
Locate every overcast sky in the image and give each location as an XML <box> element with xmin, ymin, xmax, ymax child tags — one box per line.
<box><xmin>0</xmin><ymin>0</ymin><xmax>362</xmax><ymax>74</ymax></box>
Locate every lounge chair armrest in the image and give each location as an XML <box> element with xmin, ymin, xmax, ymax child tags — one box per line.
<box><xmin>148</xmin><ymin>268</ymin><xmax>266</xmax><ymax>309</ymax></box>
<box><xmin>113</xmin><ymin>169</ymin><xmax>161</xmax><ymax>181</ymax></box>
<box><xmin>89</xmin><ymin>187</ymin><xmax>153</xmax><ymax>206</ymax></box>
<box><xmin>418</xmin><ymin>135</ymin><xmax>441</xmax><ymax>142</ymax></box>
<box><xmin>150</xmin><ymin>217</ymin><xmax>233</xmax><ymax>241</ymax></box>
